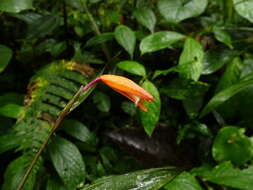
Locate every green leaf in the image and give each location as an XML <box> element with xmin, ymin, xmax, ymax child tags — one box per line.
<box><xmin>2</xmin><ymin>156</ymin><xmax>37</xmax><ymax>190</ymax></box>
<box><xmin>200</xmin><ymin>79</ymin><xmax>253</xmax><ymax>117</ymax></box>
<box><xmin>158</xmin><ymin>0</ymin><xmax>208</xmax><ymax>23</ymax></box>
<box><xmin>85</xmin><ymin>32</ymin><xmax>114</xmax><ymax>47</ymax></box>
<box><xmin>114</xmin><ymin>25</ymin><xmax>136</xmax><ymax>59</ymax></box>
<box><xmin>61</xmin><ymin>119</ymin><xmax>98</xmax><ymax>146</ymax></box>
<box><xmin>0</xmin><ymin>104</ymin><xmax>23</xmax><ymax>118</ymax></box>
<box><xmin>0</xmin><ymin>133</ymin><xmax>21</xmax><ymax>153</ymax></box>
<box><xmin>213</xmin><ymin>26</ymin><xmax>233</xmax><ymax>49</ymax></box>
<box><xmin>0</xmin><ymin>45</ymin><xmax>12</xmax><ymax>73</ymax></box>
<box><xmin>164</xmin><ymin>172</ymin><xmax>203</xmax><ymax>190</ymax></box>
<box><xmin>93</xmin><ymin>91</ymin><xmax>111</xmax><ymax>112</ymax></box>
<box><xmin>140</xmin><ymin>31</ymin><xmax>185</xmax><ymax>54</ymax></box>
<box><xmin>193</xmin><ymin>162</ymin><xmax>253</xmax><ymax>190</ymax></box>
<box><xmin>202</xmin><ymin>49</ymin><xmax>235</xmax><ymax>75</ymax></box>
<box><xmin>133</xmin><ymin>8</ymin><xmax>156</xmax><ymax>33</ymax></box>
<box><xmin>212</xmin><ymin>126</ymin><xmax>253</xmax><ymax>165</ymax></box>
<box><xmin>0</xmin><ymin>0</ymin><xmax>33</xmax><ymax>13</ymax></box>
<box><xmin>216</xmin><ymin>57</ymin><xmax>243</xmax><ymax>92</ymax></box>
<box><xmin>26</xmin><ymin>14</ymin><xmax>61</xmax><ymax>39</ymax></box>
<box><xmin>178</xmin><ymin>38</ymin><xmax>204</xmax><ymax>81</ymax></box>
<box><xmin>47</xmin><ymin>177</ymin><xmax>67</xmax><ymax>190</ymax></box>
<box><xmin>48</xmin><ymin>136</ymin><xmax>86</xmax><ymax>189</ymax></box>
<box><xmin>233</xmin><ymin>0</ymin><xmax>253</xmax><ymax>23</ymax></box>
<box><xmin>139</xmin><ymin>80</ymin><xmax>161</xmax><ymax>136</ymax></box>
<box><xmin>81</xmin><ymin>167</ymin><xmax>180</xmax><ymax>190</ymax></box>
<box><xmin>117</xmin><ymin>61</ymin><xmax>146</xmax><ymax>76</ymax></box>
<box><xmin>161</xmin><ymin>78</ymin><xmax>209</xmax><ymax>100</ymax></box>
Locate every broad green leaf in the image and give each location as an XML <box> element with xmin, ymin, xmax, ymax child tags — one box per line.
<box><xmin>233</xmin><ymin>0</ymin><xmax>253</xmax><ymax>23</ymax></box>
<box><xmin>114</xmin><ymin>25</ymin><xmax>136</xmax><ymax>59</ymax></box>
<box><xmin>85</xmin><ymin>33</ymin><xmax>114</xmax><ymax>47</ymax></box>
<box><xmin>139</xmin><ymin>80</ymin><xmax>161</xmax><ymax>136</ymax></box>
<box><xmin>47</xmin><ymin>177</ymin><xmax>67</xmax><ymax>190</ymax></box>
<box><xmin>212</xmin><ymin>126</ymin><xmax>253</xmax><ymax>165</ymax></box>
<box><xmin>202</xmin><ymin>49</ymin><xmax>235</xmax><ymax>75</ymax></box>
<box><xmin>81</xmin><ymin>167</ymin><xmax>180</xmax><ymax>190</ymax></box>
<box><xmin>178</xmin><ymin>38</ymin><xmax>204</xmax><ymax>81</ymax></box>
<box><xmin>213</xmin><ymin>26</ymin><xmax>233</xmax><ymax>49</ymax></box>
<box><xmin>26</xmin><ymin>14</ymin><xmax>61</xmax><ymax>39</ymax></box>
<box><xmin>140</xmin><ymin>31</ymin><xmax>185</xmax><ymax>54</ymax></box>
<box><xmin>0</xmin><ymin>45</ymin><xmax>12</xmax><ymax>73</ymax></box>
<box><xmin>61</xmin><ymin>119</ymin><xmax>98</xmax><ymax>146</ymax></box>
<box><xmin>117</xmin><ymin>61</ymin><xmax>146</xmax><ymax>76</ymax></box>
<box><xmin>177</xmin><ymin>121</ymin><xmax>211</xmax><ymax>144</ymax></box>
<box><xmin>0</xmin><ymin>104</ymin><xmax>23</xmax><ymax>118</ymax></box>
<box><xmin>93</xmin><ymin>91</ymin><xmax>111</xmax><ymax>112</ymax></box>
<box><xmin>0</xmin><ymin>134</ymin><xmax>21</xmax><ymax>153</ymax></box>
<box><xmin>164</xmin><ymin>172</ymin><xmax>203</xmax><ymax>190</ymax></box>
<box><xmin>48</xmin><ymin>41</ymin><xmax>67</xmax><ymax>57</ymax></box>
<box><xmin>193</xmin><ymin>162</ymin><xmax>253</xmax><ymax>190</ymax></box>
<box><xmin>158</xmin><ymin>0</ymin><xmax>208</xmax><ymax>23</ymax></box>
<box><xmin>133</xmin><ymin>8</ymin><xmax>156</xmax><ymax>33</ymax></box>
<box><xmin>161</xmin><ymin>78</ymin><xmax>209</xmax><ymax>100</ymax></box>
<box><xmin>200</xmin><ymin>79</ymin><xmax>253</xmax><ymax>117</ymax></box>
<box><xmin>0</xmin><ymin>0</ymin><xmax>33</xmax><ymax>13</ymax></box>
<box><xmin>2</xmin><ymin>156</ymin><xmax>37</xmax><ymax>190</ymax></box>
<box><xmin>48</xmin><ymin>136</ymin><xmax>86</xmax><ymax>189</ymax></box>
<box><xmin>216</xmin><ymin>57</ymin><xmax>243</xmax><ymax>92</ymax></box>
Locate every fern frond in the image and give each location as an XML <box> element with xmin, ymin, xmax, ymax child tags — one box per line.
<box><xmin>3</xmin><ymin>60</ymin><xmax>95</xmax><ymax>190</ymax></box>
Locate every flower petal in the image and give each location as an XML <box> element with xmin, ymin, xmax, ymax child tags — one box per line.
<box><xmin>100</xmin><ymin>75</ymin><xmax>153</xmax><ymax>101</ymax></box>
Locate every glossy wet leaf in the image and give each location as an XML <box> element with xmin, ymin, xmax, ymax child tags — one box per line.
<box><xmin>93</xmin><ymin>91</ymin><xmax>111</xmax><ymax>112</ymax></box>
<box><xmin>0</xmin><ymin>0</ymin><xmax>33</xmax><ymax>13</ymax></box>
<box><xmin>48</xmin><ymin>136</ymin><xmax>86</xmax><ymax>189</ymax></box>
<box><xmin>233</xmin><ymin>0</ymin><xmax>253</xmax><ymax>23</ymax></box>
<box><xmin>117</xmin><ymin>61</ymin><xmax>146</xmax><ymax>76</ymax></box>
<box><xmin>0</xmin><ymin>45</ymin><xmax>12</xmax><ymax>73</ymax></box>
<box><xmin>212</xmin><ymin>126</ymin><xmax>253</xmax><ymax>165</ymax></box>
<box><xmin>200</xmin><ymin>79</ymin><xmax>253</xmax><ymax>117</ymax></box>
<box><xmin>202</xmin><ymin>49</ymin><xmax>235</xmax><ymax>75</ymax></box>
<box><xmin>178</xmin><ymin>38</ymin><xmax>204</xmax><ymax>81</ymax></box>
<box><xmin>213</xmin><ymin>26</ymin><xmax>233</xmax><ymax>49</ymax></box>
<box><xmin>216</xmin><ymin>57</ymin><xmax>243</xmax><ymax>92</ymax></box>
<box><xmin>193</xmin><ymin>162</ymin><xmax>253</xmax><ymax>190</ymax></box>
<box><xmin>139</xmin><ymin>80</ymin><xmax>161</xmax><ymax>136</ymax></box>
<box><xmin>158</xmin><ymin>0</ymin><xmax>208</xmax><ymax>23</ymax></box>
<box><xmin>114</xmin><ymin>25</ymin><xmax>136</xmax><ymax>59</ymax></box>
<box><xmin>0</xmin><ymin>104</ymin><xmax>23</xmax><ymax>119</ymax></box>
<box><xmin>81</xmin><ymin>167</ymin><xmax>180</xmax><ymax>190</ymax></box>
<box><xmin>133</xmin><ymin>8</ymin><xmax>156</xmax><ymax>33</ymax></box>
<box><xmin>140</xmin><ymin>31</ymin><xmax>185</xmax><ymax>54</ymax></box>
<box><xmin>85</xmin><ymin>33</ymin><xmax>114</xmax><ymax>47</ymax></box>
<box><xmin>164</xmin><ymin>172</ymin><xmax>203</xmax><ymax>190</ymax></box>
<box><xmin>61</xmin><ymin>119</ymin><xmax>98</xmax><ymax>146</ymax></box>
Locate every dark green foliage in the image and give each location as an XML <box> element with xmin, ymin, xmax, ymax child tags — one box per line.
<box><xmin>2</xmin><ymin>0</ymin><xmax>253</xmax><ymax>189</ymax></box>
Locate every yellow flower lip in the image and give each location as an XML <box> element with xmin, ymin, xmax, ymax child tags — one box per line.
<box><xmin>99</xmin><ymin>74</ymin><xmax>153</xmax><ymax>112</ymax></box>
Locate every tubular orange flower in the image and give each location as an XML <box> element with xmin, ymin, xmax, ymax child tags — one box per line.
<box><xmin>99</xmin><ymin>75</ymin><xmax>153</xmax><ymax>112</ymax></box>
<box><xmin>82</xmin><ymin>74</ymin><xmax>153</xmax><ymax>112</ymax></box>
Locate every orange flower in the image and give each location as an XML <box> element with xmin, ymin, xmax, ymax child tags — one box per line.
<box><xmin>99</xmin><ymin>74</ymin><xmax>153</xmax><ymax>112</ymax></box>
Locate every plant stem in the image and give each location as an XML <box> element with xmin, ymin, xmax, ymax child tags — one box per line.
<box><xmin>16</xmin><ymin>78</ymin><xmax>100</xmax><ymax>190</ymax></box>
<box><xmin>80</xmin><ymin>0</ymin><xmax>111</xmax><ymax>61</ymax></box>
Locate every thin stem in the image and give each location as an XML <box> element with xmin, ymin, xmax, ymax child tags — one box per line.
<box><xmin>80</xmin><ymin>0</ymin><xmax>111</xmax><ymax>61</ymax></box>
<box><xmin>17</xmin><ymin>77</ymin><xmax>101</xmax><ymax>190</ymax></box>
